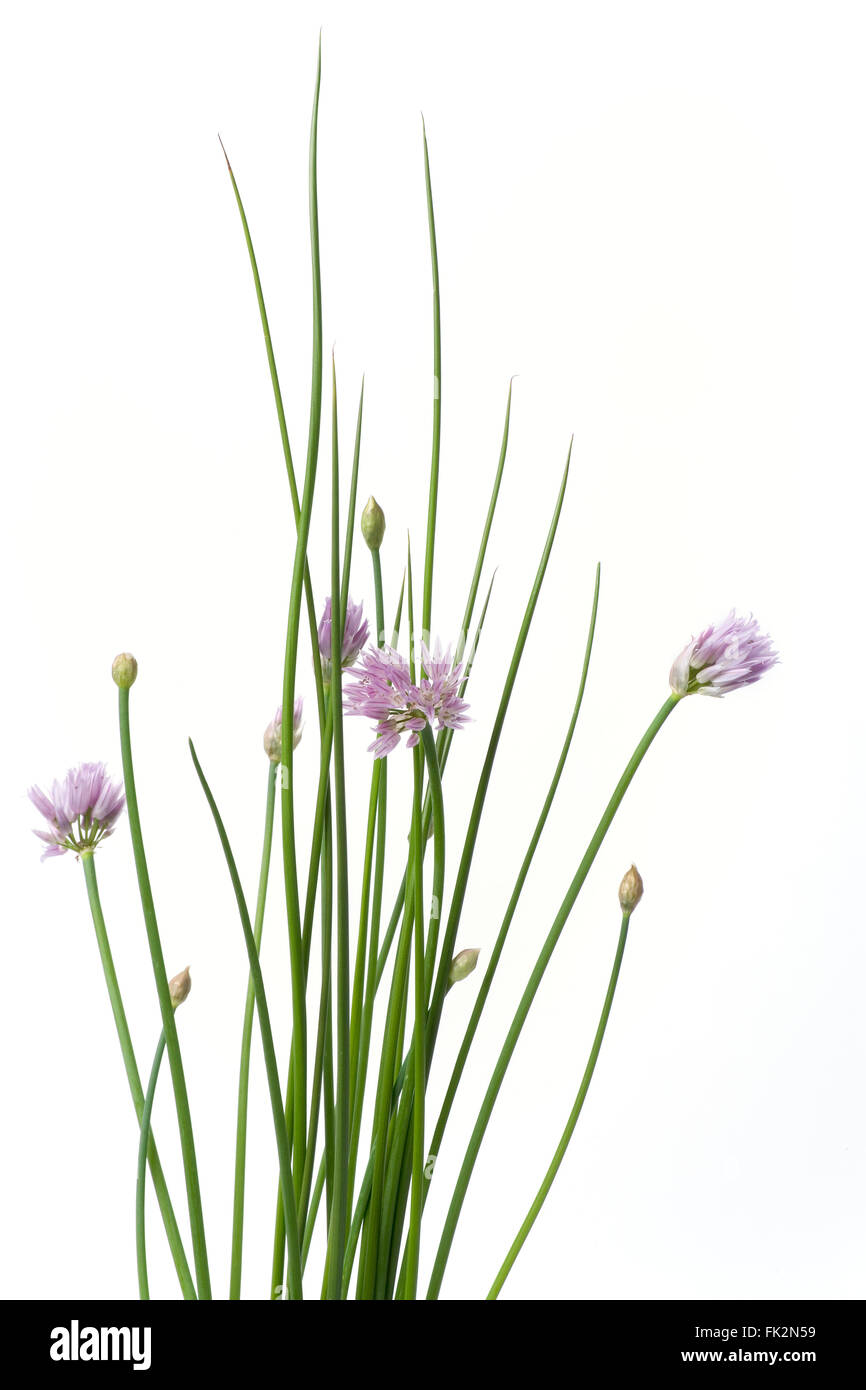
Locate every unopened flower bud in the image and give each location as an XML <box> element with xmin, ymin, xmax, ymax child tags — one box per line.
<box><xmin>361</xmin><ymin>496</ymin><xmax>386</xmax><ymax>551</ymax></box>
<box><xmin>618</xmin><ymin>865</ymin><xmax>644</xmax><ymax>915</ymax></box>
<box><xmin>263</xmin><ymin>699</ymin><xmax>304</xmax><ymax>762</ymax></box>
<box><xmin>318</xmin><ymin>598</ymin><xmax>369</xmax><ymax>685</ymax></box>
<box><xmin>449</xmin><ymin>947</ymin><xmax>480</xmax><ymax>983</ymax></box>
<box><xmin>112</xmin><ymin>652</ymin><xmax>138</xmax><ymax>689</ymax></box>
<box><xmin>169</xmin><ymin>966</ymin><xmax>191</xmax><ymax>1009</ymax></box>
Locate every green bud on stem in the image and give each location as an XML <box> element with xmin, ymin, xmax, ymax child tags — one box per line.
<box><xmin>168</xmin><ymin>966</ymin><xmax>191</xmax><ymax>1009</ymax></box>
<box><xmin>449</xmin><ymin>947</ymin><xmax>480</xmax><ymax>983</ymax></box>
<box><xmin>361</xmin><ymin>495</ymin><xmax>386</xmax><ymax>551</ymax></box>
<box><xmin>618</xmin><ymin>865</ymin><xmax>644</xmax><ymax>915</ymax></box>
<box><xmin>112</xmin><ymin>652</ymin><xmax>138</xmax><ymax>689</ymax></box>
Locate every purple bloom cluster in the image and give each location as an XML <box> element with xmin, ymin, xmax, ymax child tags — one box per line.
<box><xmin>318</xmin><ymin>596</ymin><xmax>369</xmax><ymax>683</ymax></box>
<box><xmin>669</xmin><ymin>611</ymin><xmax>779</xmax><ymax>698</ymax></box>
<box><xmin>28</xmin><ymin>762</ymin><xmax>126</xmax><ymax>860</ymax></box>
<box><xmin>344</xmin><ymin>642</ymin><xmax>470</xmax><ymax>757</ymax></box>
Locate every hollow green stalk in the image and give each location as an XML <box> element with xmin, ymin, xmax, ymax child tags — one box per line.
<box><xmin>369</xmin><ymin>546</ymin><xmax>424</xmax><ymax>1299</ymax></box>
<box><xmin>422</xmin><ymin>450</ymin><xmax>571</xmax><ymax>1082</ymax></box>
<box><xmin>280</xmin><ymin>36</ymin><xmax>324</xmax><ymax>1195</ymax></box>
<box><xmin>395</xmin><ymin>560</ymin><xmax>596</xmax><ymax>1296</ymax></box>
<box><xmin>402</xmin><ymin>741</ymin><xmax>426</xmax><ymax>1299</ymax></box>
<box><xmin>357</xmin><ymin>551</ymin><xmax>421</xmax><ymax>1298</ymax></box>
<box><xmin>373</xmin><ymin>383</ymin><xmax>505</xmax><ymax>989</ymax></box>
<box><xmin>270</xmin><ymin>369</ymin><xmax>363</xmax><ymax>1292</ymax></box>
<box><xmin>357</xmin><ymin>817</ymin><xmax>416</xmax><ymax>1298</ymax></box>
<box><xmin>347</xmin><ymin>765</ymin><xmax>381</xmax><ymax>1144</ymax></box>
<box><xmin>217</xmin><ymin>138</ymin><xmax>326</xmax><ymax>737</ymax></box>
<box><xmin>80</xmin><ymin>854</ymin><xmax>195</xmax><ymax>1299</ymax></box>
<box><xmin>342</xmin><ymin>1145</ymin><xmax>374</xmax><ymax>1295</ymax></box>
<box><xmin>271</xmin><ymin>719</ymin><xmax>333</xmax><ymax>1295</ymax></box>
<box><xmin>229</xmin><ymin>761</ymin><xmax>277</xmax><ymax>1299</ymax></box>
<box><xmin>269</xmin><ymin>1067</ymin><xmax>296</xmax><ymax>1299</ymax></box>
<box><xmin>369</xmin><ymin>456</ymin><xmax>570</xmax><ymax>1297</ymax></box>
<box><xmin>419</xmin><ymin>725</ymin><xmax>446</xmax><ymax>1003</ymax></box>
<box><xmin>269</xmin><ymin>698</ymin><xmax>334</xmax><ymax>1290</ymax></box>
<box><xmin>427</xmin><ymin>564</ymin><xmax>600</xmax><ymax>1184</ymax></box>
<box><xmin>421</xmin><ymin>116</ymin><xmax>441</xmax><ymax>644</ymax></box>
<box><xmin>117</xmin><ymin>689</ymin><xmax>210</xmax><ymax>1298</ymax></box>
<box><xmin>453</xmin><ymin>378</ymin><xmax>512</xmax><ymax>665</ymax></box>
<box><xmin>189</xmin><ymin>739</ymin><xmax>303</xmax><ymax>1300</ymax></box>
<box><xmin>375</xmin><ymin>724</ymin><xmax>445</xmax><ymax>1296</ymax></box>
<box><xmin>272</xmin><ymin>363</ymin><xmax>361</xmax><ymax>1269</ymax></box>
<box><xmin>487</xmin><ymin>909</ymin><xmax>632</xmax><ymax>1298</ymax></box>
<box><xmin>426</xmin><ymin>693</ymin><xmax>681</xmax><ymax>1297</ymax></box>
<box><xmin>340</xmin><ymin>377</ymin><xmax>365</xmax><ymax>620</ymax></box>
<box><xmin>347</xmin><ymin>733</ymin><xmax>387</xmax><ymax>1217</ymax></box>
<box><xmin>135</xmin><ymin>1030</ymin><xmax>166</xmax><ymax>1300</ymax></box>
<box><xmin>324</xmin><ymin>353</ymin><xmax>352</xmax><ymax>1298</ymax></box>
<box><xmin>319</xmin><ymin>996</ymin><xmax>336</xmax><ymax>1299</ymax></box>
<box><xmin>302</xmin><ymin>1156</ymin><xmax>327</xmax><ymax>1272</ymax></box>
<box><xmin>344</xmin><ymin>553</ymin><xmax>391</xmax><ymax>1217</ymax></box>
<box><xmin>299</xmin><ymin>782</ymin><xmax>333</xmax><ymax>1238</ymax></box>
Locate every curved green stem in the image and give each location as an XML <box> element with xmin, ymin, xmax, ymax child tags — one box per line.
<box><xmin>217</xmin><ymin>138</ymin><xmax>326</xmax><ymax>738</ymax></box>
<box><xmin>419</xmin><ymin>724</ymin><xmax>446</xmax><ymax>1003</ymax></box>
<box><xmin>347</xmin><ymin>548</ymin><xmax>386</xmax><ymax>1149</ymax></box>
<box><xmin>421</xmin><ymin>449</ymin><xmax>571</xmax><ymax>1095</ymax></box>
<box><xmin>342</xmin><ymin>1146</ymin><xmax>373</xmax><ymax>1296</ymax></box>
<box><xmin>372</xmin><ymin>456</ymin><xmax>570</xmax><ymax>1299</ymax></box>
<box><xmin>229</xmin><ymin>762</ymin><xmax>277</xmax><ymax>1299</ymax></box>
<box><xmin>357</xmin><ymin>816</ymin><xmax>415</xmax><ymax>1298</ymax></box>
<box><xmin>402</xmin><ymin>743</ymin><xmax>426</xmax><ymax>1299</ymax></box>
<box><xmin>421</xmin><ymin>116</ymin><xmax>441</xmax><ymax>644</ymax></box>
<box><xmin>136</xmin><ymin>1030</ymin><xmax>167</xmax><ymax>1300</ymax></box>
<box><xmin>301</xmin><ymin>784</ymin><xmax>333</xmax><ymax>1238</ymax></box>
<box><xmin>347</xmin><ymin>763</ymin><xmax>381</xmax><ymax>1179</ymax></box>
<box><xmin>81</xmin><ymin>855</ymin><xmax>195</xmax><ymax>1300</ymax></box>
<box><xmin>189</xmin><ymin>738</ymin><xmax>303</xmax><ymax>1300</ymax></box>
<box><xmin>377</xmin><ymin>723</ymin><xmax>445</xmax><ymax>1298</ymax></box>
<box><xmin>324</xmin><ymin>354</ymin><xmax>351</xmax><ymax>1298</ymax></box>
<box><xmin>302</xmin><ymin>1155</ymin><xmax>327</xmax><ymax>1271</ymax></box>
<box><xmin>405</xmin><ymin>570</ymin><xmax>598</xmax><ymax>1299</ymax></box>
<box><xmin>453</xmin><ymin>377</ymin><xmax>512</xmax><ymax>667</ymax></box>
<box><xmin>118</xmin><ymin>689</ymin><xmax>211</xmax><ymax>1298</ymax></box>
<box><xmin>487</xmin><ymin>911</ymin><xmax>632</xmax><ymax>1299</ymax></box>
<box><xmin>339</xmin><ymin>377</ymin><xmax>365</xmax><ymax>620</ymax></box>
<box><xmin>426</xmin><ymin>693</ymin><xmax>681</xmax><ymax>1298</ymax></box>
<box><xmin>347</xmin><ymin>740</ymin><xmax>387</xmax><ymax>1222</ymax></box>
<box><xmin>280</xmin><ymin>35</ymin><xmax>324</xmax><ymax>1196</ymax></box>
<box><xmin>427</xmin><ymin>564</ymin><xmax>600</xmax><ymax>1183</ymax></box>
<box><xmin>270</xmin><ymin>701</ymin><xmax>332</xmax><ymax>1294</ymax></box>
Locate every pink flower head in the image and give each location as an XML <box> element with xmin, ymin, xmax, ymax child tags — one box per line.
<box><xmin>343</xmin><ymin>641</ymin><xmax>471</xmax><ymax>757</ymax></box>
<box><xmin>28</xmin><ymin>761</ymin><xmax>125</xmax><ymax>861</ymax></box>
<box><xmin>669</xmin><ymin>611</ymin><xmax>779</xmax><ymax>698</ymax></box>
<box><xmin>263</xmin><ymin>698</ymin><xmax>304</xmax><ymax>762</ymax></box>
<box><xmin>318</xmin><ymin>596</ymin><xmax>369</xmax><ymax>684</ymax></box>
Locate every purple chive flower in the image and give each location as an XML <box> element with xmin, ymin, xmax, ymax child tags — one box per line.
<box><xmin>263</xmin><ymin>698</ymin><xmax>304</xmax><ymax>762</ymax></box>
<box><xmin>28</xmin><ymin>761</ymin><xmax>125</xmax><ymax>861</ymax></box>
<box><xmin>343</xmin><ymin>641</ymin><xmax>471</xmax><ymax>757</ymax></box>
<box><xmin>318</xmin><ymin>596</ymin><xmax>370</xmax><ymax>684</ymax></box>
<box><xmin>669</xmin><ymin>611</ymin><xmax>779</xmax><ymax>698</ymax></box>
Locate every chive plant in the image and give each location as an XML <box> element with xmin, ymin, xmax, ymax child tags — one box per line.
<box><xmin>27</xmin><ymin>42</ymin><xmax>778</xmax><ymax>1300</ymax></box>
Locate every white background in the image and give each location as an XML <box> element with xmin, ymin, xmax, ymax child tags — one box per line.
<box><xmin>2</xmin><ymin>0</ymin><xmax>864</xmax><ymax>1302</ymax></box>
